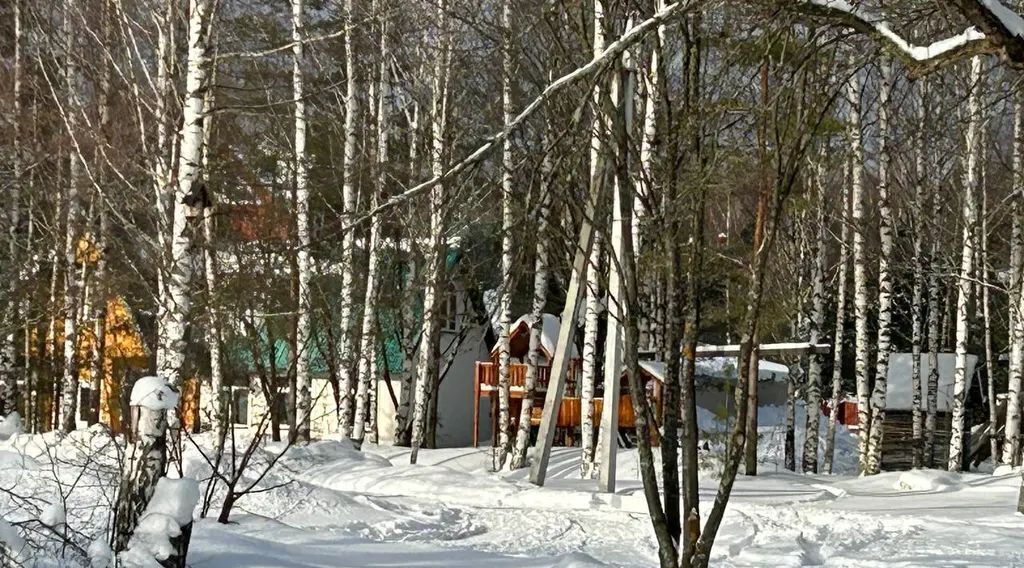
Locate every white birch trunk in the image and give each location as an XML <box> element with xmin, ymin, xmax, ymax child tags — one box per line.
<box><xmin>2</xmin><ymin>0</ymin><xmax>23</xmax><ymax>415</ymax></box>
<box><xmin>59</xmin><ymin>2</ymin><xmax>83</xmax><ymax>433</ymax></box>
<box><xmin>847</xmin><ymin>68</ymin><xmax>871</xmax><ymax>473</ymax></box>
<box><xmin>824</xmin><ymin>178</ymin><xmax>850</xmax><ymax>475</ymax></box>
<box><xmin>911</xmin><ymin>81</ymin><xmax>927</xmax><ymax>469</ymax></box>
<box><xmin>634</xmin><ymin>0</ymin><xmax>663</xmax><ymax>257</ymax></box>
<box><xmin>580</xmin><ymin>0</ymin><xmax>606</xmax><ymax>478</ymax></box>
<box><xmin>152</xmin><ymin>1</ymin><xmax>176</xmax><ymax>378</ymax></box>
<box><xmin>1004</xmin><ymin>86</ymin><xmax>1024</xmax><ymax>467</ymax></box>
<box><xmin>410</xmin><ymin>0</ymin><xmax>450</xmax><ymax>463</ymax></box>
<box><xmin>157</xmin><ymin>0</ymin><xmax>213</xmax><ymax>391</ymax></box>
<box><xmin>980</xmin><ymin>161</ymin><xmax>999</xmax><ymax>464</ymax></box>
<box><xmin>802</xmin><ymin>164</ymin><xmax>827</xmax><ymax>474</ymax></box>
<box><xmin>353</xmin><ymin>7</ymin><xmax>391</xmax><ymax>446</ymax></box>
<box><xmin>926</xmin><ymin>195</ymin><xmax>942</xmax><ymax>468</ymax></box>
<box><xmin>948</xmin><ymin>56</ymin><xmax>984</xmax><ymax>472</ymax></box>
<box><xmin>866</xmin><ymin>59</ymin><xmax>893</xmax><ymax>475</ymax></box>
<box><xmin>197</xmin><ymin>55</ymin><xmax>226</xmax><ymax>450</ymax></box>
<box><xmin>510</xmin><ymin>123</ymin><xmax>553</xmax><ymax>471</ymax></box>
<box><xmin>493</xmin><ymin>0</ymin><xmax>516</xmax><ymax>469</ymax></box>
<box><xmin>394</xmin><ymin>100</ymin><xmax>421</xmax><ymax>444</ymax></box>
<box><xmin>336</xmin><ymin>0</ymin><xmax>360</xmax><ymax>436</ymax></box>
<box><xmin>291</xmin><ymin>0</ymin><xmax>313</xmax><ymax>442</ymax></box>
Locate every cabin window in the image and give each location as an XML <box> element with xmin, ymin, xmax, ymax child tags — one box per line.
<box><xmin>231</xmin><ymin>387</ymin><xmax>249</xmax><ymax>425</ymax></box>
<box><xmin>79</xmin><ymin>385</ymin><xmax>94</xmax><ymax>422</ymax></box>
<box><xmin>440</xmin><ymin>289</ymin><xmax>460</xmax><ymax>332</ymax></box>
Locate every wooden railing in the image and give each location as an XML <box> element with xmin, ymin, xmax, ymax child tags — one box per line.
<box><xmin>475</xmin><ymin>361</ymin><xmax>553</xmax><ymax>390</ymax></box>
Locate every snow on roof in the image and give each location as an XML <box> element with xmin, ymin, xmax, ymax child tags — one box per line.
<box><xmin>885</xmin><ymin>353</ymin><xmax>979</xmax><ymax>412</ymax></box>
<box><xmin>503</xmin><ymin>313</ymin><xmax>581</xmax><ymax>359</ymax></box>
<box><xmin>639</xmin><ymin>357</ymin><xmax>789</xmax><ymax>383</ymax></box>
<box><xmin>130</xmin><ymin>376</ymin><xmax>180</xmax><ymax>410</ymax></box>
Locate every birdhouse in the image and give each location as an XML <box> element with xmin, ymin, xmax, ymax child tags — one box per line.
<box><xmin>129</xmin><ymin>375</ymin><xmax>180</xmax><ymax>444</ymax></box>
<box><xmin>182</xmin><ymin>179</ymin><xmax>212</xmax><ymax>220</ymax></box>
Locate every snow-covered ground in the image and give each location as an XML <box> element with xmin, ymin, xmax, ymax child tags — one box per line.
<box><xmin>1</xmin><ymin>412</ymin><xmax>1022</xmax><ymax>567</ymax></box>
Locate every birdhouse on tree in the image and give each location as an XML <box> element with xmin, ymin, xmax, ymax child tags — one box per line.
<box><xmin>182</xmin><ymin>179</ymin><xmax>212</xmax><ymax>220</ymax></box>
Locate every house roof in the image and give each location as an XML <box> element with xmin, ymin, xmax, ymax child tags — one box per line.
<box><xmin>639</xmin><ymin>357</ymin><xmax>789</xmax><ymax>383</ymax></box>
<box><xmin>885</xmin><ymin>352</ymin><xmax>980</xmax><ymax>412</ymax></box>
<box><xmin>490</xmin><ymin>313</ymin><xmax>581</xmax><ymax>360</ymax></box>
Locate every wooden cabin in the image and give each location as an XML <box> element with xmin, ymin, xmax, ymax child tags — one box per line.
<box><xmin>879</xmin><ymin>352</ymin><xmax>982</xmax><ymax>470</ymax></box>
<box><xmin>473</xmin><ymin>314</ymin><xmax>664</xmax><ymax>447</ymax></box>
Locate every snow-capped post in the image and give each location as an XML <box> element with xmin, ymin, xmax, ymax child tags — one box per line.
<box><xmin>113</xmin><ymin>376</ymin><xmax>192</xmax><ymax>566</ymax></box>
<box><xmin>948</xmin><ymin>55</ymin><xmax>984</xmax><ymax>473</ymax></box>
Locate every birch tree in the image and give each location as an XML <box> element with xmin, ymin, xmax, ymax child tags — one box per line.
<box><xmin>848</xmin><ymin>65</ymin><xmax>871</xmax><ymax>473</ymax></box>
<box><xmin>157</xmin><ymin>0</ymin><xmax>214</xmax><ymax>390</ymax></box>
<box><xmin>493</xmin><ymin>0</ymin><xmax>516</xmax><ymax>470</ymax></box>
<box><xmin>803</xmin><ymin>163</ymin><xmax>827</xmax><ymax>474</ymax></box>
<box><xmin>336</xmin><ymin>0</ymin><xmax>360</xmax><ymax>437</ymax></box>
<box><xmin>410</xmin><ymin>0</ymin><xmax>451</xmax><ymax>464</ymax></box>
<box><xmin>910</xmin><ymin>81</ymin><xmax>928</xmax><ymax>469</ymax></box>
<box><xmin>948</xmin><ymin>55</ymin><xmax>984</xmax><ymax>473</ymax></box>
<box><xmin>823</xmin><ymin>179</ymin><xmax>849</xmax><ymax>474</ymax></box>
<box><xmin>510</xmin><ymin>122</ymin><xmax>553</xmax><ymax>470</ymax></box>
<box><xmin>292</xmin><ymin>0</ymin><xmax>313</xmax><ymax>443</ymax></box>
<box><xmin>926</xmin><ymin>184</ymin><xmax>942</xmax><ymax>467</ymax></box>
<box><xmin>59</xmin><ymin>0</ymin><xmax>83</xmax><ymax>433</ymax></box>
<box><xmin>580</xmin><ymin>0</ymin><xmax>607</xmax><ymax>478</ymax></box>
<box><xmin>2</xmin><ymin>0</ymin><xmax>24</xmax><ymax>416</ymax></box>
<box><xmin>866</xmin><ymin>59</ymin><xmax>893</xmax><ymax>475</ymax></box>
<box><xmin>1004</xmin><ymin>82</ymin><xmax>1024</xmax><ymax>467</ymax></box>
<box><xmin>980</xmin><ymin>149</ymin><xmax>998</xmax><ymax>463</ymax></box>
<box><xmin>352</xmin><ymin>4</ymin><xmax>391</xmax><ymax>447</ymax></box>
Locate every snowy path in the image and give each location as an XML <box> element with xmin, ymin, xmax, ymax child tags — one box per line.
<box><xmin>184</xmin><ymin>441</ymin><xmax>1024</xmax><ymax>567</ymax></box>
<box><xmin>1</xmin><ymin>429</ymin><xmax>1021</xmax><ymax>567</ymax></box>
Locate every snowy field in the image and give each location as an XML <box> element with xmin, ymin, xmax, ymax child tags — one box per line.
<box><xmin>1</xmin><ymin>415</ymin><xmax>1022</xmax><ymax>567</ymax></box>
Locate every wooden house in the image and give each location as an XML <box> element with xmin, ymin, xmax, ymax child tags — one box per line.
<box><xmin>474</xmin><ymin>317</ymin><xmax>798</xmax><ymax>448</ymax></box>
<box><xmin>473</xmin><ymin>314</ymin><xmax>671</xmax><ymax>447</ymax></box>
<box><xmin>879</xmin><ymin>352</ymin><xmax>982</xmax><ymax>470</ymax></box>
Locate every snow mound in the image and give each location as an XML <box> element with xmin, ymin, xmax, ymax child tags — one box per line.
<box><xmin>548</xmin><ymin>552</ymin><xmax>607</xmax><ymax>567</ymax></box>
<box><xmin>278</xmin><ymin>439</ymin><xmax>392</xmax><ymax>473</ymax></box>
<box><xmin>0</xmin><ymin>518</ymin><xmax>25</xmax><ymax>562</ymax></box>
<box><xmin>893</xmin><ymin>469</ymin><xmax>963</xmax><ymax>492</ymax></box>
<box><xmin>0</xmin><ymin>449</ymin><xmax>39</xmax><ymax>471</ymax></box>
<box><xmin>120</xmin><ymin>478</ymin><xmax>199</xmax><ymax>567</ymax></box>
<box><xmin>992</xmin><ymin>464</ymin><xmax>1019</xmax><ymax>477</ymax></box>
<box><xmin>89</xmin><ymin>538</ymin><xmax>114</xmax><ymax>568</ymax></box>
<box><xmin>0</xmin><ymin>411</ymin><xmax>23</xmax><ymax>440</ymax></box>
<box><xmin>40</xmin><ymin>502</ymin><xmax>66</xmax><ymax>527</ymax></box>
<box><xmin>130</xmin><ymin>376</ymin><xmax>179</xmax><ymax>410</ymax></box>
<box><xmin>349</xmin><ymin>494</ymin><xmax>485</xmax><ymax>542</ymax></box>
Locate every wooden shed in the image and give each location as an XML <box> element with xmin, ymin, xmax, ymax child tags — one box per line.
<box><xmin>879</xmin><ymin>353</ymin><xmax>981</xmax><ymax>471</ymax></box>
